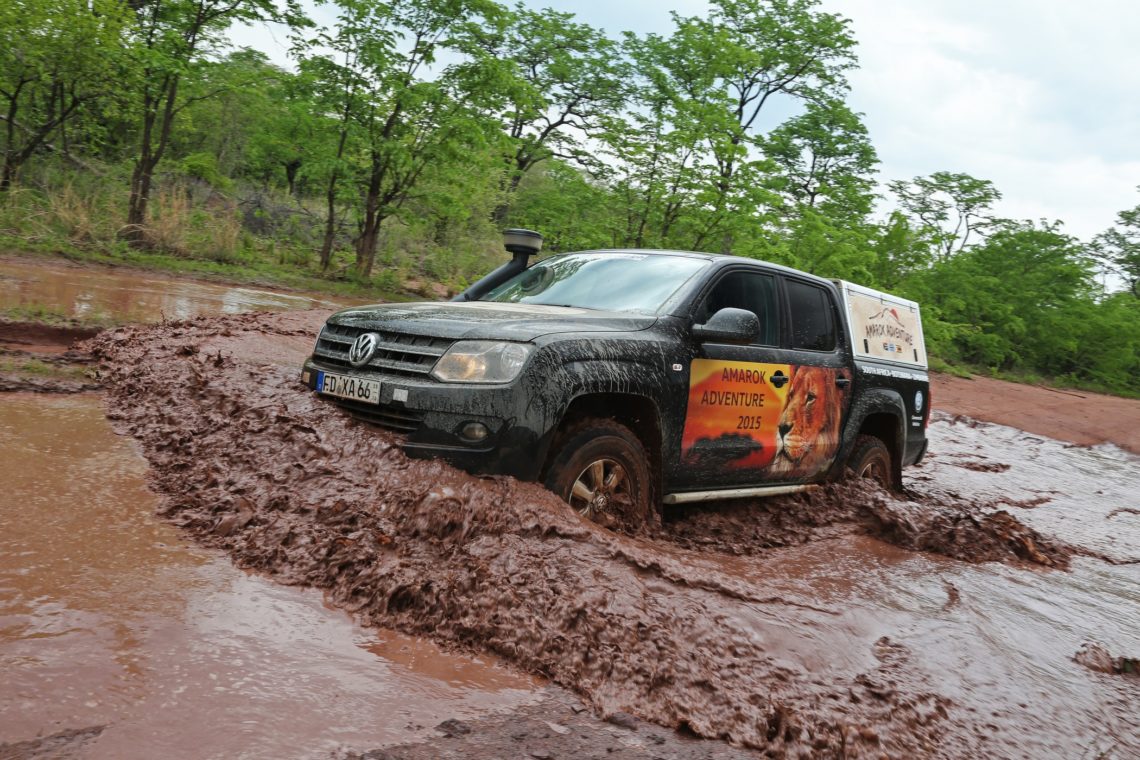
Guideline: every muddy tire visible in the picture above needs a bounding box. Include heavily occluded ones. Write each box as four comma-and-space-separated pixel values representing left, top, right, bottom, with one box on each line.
544, 418, 654, 531
847, 434, 895, 489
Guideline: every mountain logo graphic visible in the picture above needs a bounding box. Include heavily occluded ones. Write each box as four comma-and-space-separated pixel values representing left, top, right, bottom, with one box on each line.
869, 306, 906, 327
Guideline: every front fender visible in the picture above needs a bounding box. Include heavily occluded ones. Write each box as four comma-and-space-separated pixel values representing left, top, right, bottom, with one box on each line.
526, 357, 671, 473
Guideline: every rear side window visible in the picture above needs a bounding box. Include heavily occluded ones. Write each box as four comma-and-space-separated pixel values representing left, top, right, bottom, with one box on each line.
786, 280, 837, 351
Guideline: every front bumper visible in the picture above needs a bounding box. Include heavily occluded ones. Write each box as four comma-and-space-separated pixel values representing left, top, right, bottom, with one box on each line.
301, 359, 548, 481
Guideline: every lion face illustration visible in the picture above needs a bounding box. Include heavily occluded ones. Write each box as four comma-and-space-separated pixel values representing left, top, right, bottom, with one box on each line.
771, 365, 843, 477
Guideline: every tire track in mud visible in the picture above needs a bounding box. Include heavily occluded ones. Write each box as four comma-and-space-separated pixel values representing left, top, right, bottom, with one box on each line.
88, 313, 1074, 757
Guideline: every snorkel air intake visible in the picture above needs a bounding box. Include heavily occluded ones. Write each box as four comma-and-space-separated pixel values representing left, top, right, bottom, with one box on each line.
453, 229, 543, 301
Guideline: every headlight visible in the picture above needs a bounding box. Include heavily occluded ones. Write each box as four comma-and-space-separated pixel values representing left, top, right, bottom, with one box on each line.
431, 341, 534, 383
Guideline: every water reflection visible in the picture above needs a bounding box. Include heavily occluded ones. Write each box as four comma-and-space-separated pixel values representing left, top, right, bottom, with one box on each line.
0, 258, 351, 324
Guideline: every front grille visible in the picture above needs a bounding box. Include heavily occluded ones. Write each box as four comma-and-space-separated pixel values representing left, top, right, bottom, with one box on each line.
332, 398, 425, 433
314, 323, 454, 378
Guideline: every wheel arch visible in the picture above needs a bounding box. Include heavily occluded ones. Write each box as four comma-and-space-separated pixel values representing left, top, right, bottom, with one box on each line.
837, 388, 907, 486
541, 391, 664, 504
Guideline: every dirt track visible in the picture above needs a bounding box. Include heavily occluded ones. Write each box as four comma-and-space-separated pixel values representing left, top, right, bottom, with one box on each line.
932, 373, 1140, 455
56, 309, 1136, 759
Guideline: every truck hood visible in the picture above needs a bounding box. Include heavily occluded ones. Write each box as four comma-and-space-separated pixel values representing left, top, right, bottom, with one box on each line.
329, 301, 658, 341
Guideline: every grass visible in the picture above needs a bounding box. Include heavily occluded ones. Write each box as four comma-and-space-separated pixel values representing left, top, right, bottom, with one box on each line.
927, 356, 973, 379
0, 235, 414, 303
982, 366, 1140, 400
0, 165, 504, 303
0, 356, 92, 381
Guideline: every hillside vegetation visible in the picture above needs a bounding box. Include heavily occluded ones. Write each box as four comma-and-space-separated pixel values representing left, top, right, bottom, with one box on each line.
1, 0, 1138, 394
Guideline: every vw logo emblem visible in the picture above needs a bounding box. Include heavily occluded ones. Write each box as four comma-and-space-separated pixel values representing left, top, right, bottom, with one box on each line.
348, 332, 379, 367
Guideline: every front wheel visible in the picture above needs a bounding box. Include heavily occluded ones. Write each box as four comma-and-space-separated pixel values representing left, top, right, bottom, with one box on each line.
544, 418, 653, 531
846, 434, 895, 489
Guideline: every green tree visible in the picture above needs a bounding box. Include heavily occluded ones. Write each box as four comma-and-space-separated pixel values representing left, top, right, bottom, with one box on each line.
308, 0, 511, 277
490, 6, 629, 222
1092, 187, 1140, 297
603, 92, 704, 249
630, 0, 856, 253
507, 160, 615, 252
174, 49, 309, 189
1064, 294, 1140, 393
887, 171, 1003, 261
294, 26, 373, 270
866, 211, 934, 289
242, 67, 322, 194
121, 0, 305, 244
763, 208, 876, 280
904, 221, 1095, 371
764, 98, 877, 219
0, 0, 130, 190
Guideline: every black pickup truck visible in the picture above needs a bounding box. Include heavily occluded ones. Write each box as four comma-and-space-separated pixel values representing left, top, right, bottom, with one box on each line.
302, 230, 930, 526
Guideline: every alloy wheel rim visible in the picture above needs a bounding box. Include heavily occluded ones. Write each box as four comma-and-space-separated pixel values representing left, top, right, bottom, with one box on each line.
569, 458, 630, 518
860, 457, 888, 486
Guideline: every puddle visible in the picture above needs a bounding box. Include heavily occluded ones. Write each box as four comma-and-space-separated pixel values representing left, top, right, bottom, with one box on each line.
0, 393, 540, 757
5, 281, 1139, 759
920, 412, 1140, 563
0, 258, 351, 324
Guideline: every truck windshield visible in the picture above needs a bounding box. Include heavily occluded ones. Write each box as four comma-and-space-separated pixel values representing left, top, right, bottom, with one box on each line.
481, 252, 709, 313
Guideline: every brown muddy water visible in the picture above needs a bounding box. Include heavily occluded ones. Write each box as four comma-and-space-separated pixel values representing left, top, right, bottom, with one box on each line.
67, 311, 1138, 759
0, 394, 540, 758
0, 258, 346, 323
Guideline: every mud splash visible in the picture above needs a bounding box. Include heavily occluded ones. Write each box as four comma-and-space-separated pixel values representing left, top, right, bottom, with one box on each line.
1075, 643, 1140, 677
83, 312, 1127, 757
658, 481, 1071, 568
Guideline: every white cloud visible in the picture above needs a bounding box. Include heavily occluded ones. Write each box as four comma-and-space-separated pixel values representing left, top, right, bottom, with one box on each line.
828, 0, 1140, 238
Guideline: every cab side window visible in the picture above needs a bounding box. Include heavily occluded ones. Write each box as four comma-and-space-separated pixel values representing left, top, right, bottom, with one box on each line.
786, 279, 837, 351
697, 271, 779, 346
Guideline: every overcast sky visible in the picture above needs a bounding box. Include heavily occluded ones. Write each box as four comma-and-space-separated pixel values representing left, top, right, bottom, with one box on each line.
232, 0, 1140, 240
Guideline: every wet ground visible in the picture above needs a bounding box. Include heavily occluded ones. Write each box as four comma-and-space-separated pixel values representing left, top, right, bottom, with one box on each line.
0, 256, 359, 393
60, 310, 1135, 758
0, 393, 542, 758
0, 256, 345, 325
2, 260, 1139, 758
932, 373, 1140, 455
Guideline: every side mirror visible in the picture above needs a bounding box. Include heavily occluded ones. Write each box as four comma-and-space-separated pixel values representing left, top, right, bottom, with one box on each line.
692, 307, 760, 344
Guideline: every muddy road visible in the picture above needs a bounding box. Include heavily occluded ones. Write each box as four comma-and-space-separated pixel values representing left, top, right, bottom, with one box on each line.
2, 263, 1139, 758
49, 310, 1138, 757
0, 394, 541, 758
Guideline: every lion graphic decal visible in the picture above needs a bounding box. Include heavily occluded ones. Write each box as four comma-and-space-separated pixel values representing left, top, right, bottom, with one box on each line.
768, 365, 846, 478
680, 359, 848, 479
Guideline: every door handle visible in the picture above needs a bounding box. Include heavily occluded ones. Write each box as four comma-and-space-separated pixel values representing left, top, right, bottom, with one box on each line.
835, 375, 850, 388
771, 370, 789, 388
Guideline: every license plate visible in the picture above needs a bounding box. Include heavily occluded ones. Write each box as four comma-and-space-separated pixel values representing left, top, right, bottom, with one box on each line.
316, 370, 380, 405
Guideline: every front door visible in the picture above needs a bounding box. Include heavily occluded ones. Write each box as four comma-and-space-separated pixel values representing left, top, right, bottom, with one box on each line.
676, 271, 851, 489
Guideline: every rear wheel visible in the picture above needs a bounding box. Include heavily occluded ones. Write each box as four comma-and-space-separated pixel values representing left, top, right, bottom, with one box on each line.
847, 434, 894, 489
544, 418, 653, 530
